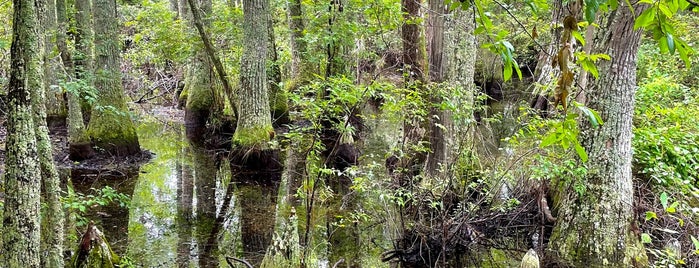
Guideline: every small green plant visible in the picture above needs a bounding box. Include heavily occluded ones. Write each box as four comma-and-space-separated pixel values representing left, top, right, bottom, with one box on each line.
62, 185, 131, 227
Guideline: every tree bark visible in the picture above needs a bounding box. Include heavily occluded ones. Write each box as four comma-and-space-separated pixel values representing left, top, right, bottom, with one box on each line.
234, 0, 273, 147
186, 0, 235, 119
267, 13, 289, 126
287, 0, 305, 80
550, 4, 648, 266
87, 0, 141, 156
3, 0, 42, 264
40, 0, 66, 125
444, 8, 475, 165
402, 0, 425, 83
35, 0, 65, 266
425, 0, 446, 176
183, 0, 219, 144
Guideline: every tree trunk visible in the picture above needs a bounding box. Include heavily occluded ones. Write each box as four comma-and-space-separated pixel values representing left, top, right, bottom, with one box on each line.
40, 0, 66, 126
550, 4, 648, 266
425, 0, 446, 176
3, 0, 42, 264
267, 12, 289, 126
234, 0, 273, 147
402, 0, 425, 83
444, 8, 476, 165
87, 0, 140, 156
287, 0, 305, 80
183, 0, 219, 144
35, 0, 64, 266
57, 0, 93, 160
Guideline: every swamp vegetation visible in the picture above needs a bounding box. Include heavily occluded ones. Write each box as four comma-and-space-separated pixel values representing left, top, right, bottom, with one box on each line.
2, 0, 699, 267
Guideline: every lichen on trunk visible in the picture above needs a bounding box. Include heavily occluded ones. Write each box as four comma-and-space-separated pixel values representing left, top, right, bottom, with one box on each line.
3, 0, 43, 264
234, 0, 273, 147
86, 0, 140, 156
549, 3, 648, 266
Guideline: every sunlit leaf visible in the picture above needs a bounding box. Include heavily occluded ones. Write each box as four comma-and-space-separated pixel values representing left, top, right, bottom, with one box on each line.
641, 233, 652, 243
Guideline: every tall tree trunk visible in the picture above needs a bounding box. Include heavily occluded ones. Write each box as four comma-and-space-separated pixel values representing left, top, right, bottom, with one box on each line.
40, 0, 66, 126
402, 0, 425, 83
287, 0, 305, 80
425, 0, 446, 176
183, 0, 219, 144
35, 0, 64, 266
550, 4, 648, 266
234, 0, 273, 147
267, 13, 289, 126
57, 0, 93, 160
87, 0, 141, 156
444, 8, 476, 165
3, 0, 42, 265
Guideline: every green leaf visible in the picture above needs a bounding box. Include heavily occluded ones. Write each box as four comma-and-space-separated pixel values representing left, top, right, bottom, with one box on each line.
585, 0, 600, 22
645, 211, 657, 221
503, 60, 513, 81
574, 143, 589, 162
660, 192, 669, 209
572, 30, 586, 46
666, 201, 679, 213
691, 235, 699, 250
641, 233, 652, 244
634, 7, 656, 30
666, 33, 675, 54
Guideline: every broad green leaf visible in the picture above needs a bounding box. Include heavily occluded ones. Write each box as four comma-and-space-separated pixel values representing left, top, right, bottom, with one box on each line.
658, 3, 673, 18
585, 0, 600, 22
572, 30, 586, 46
666, 201, 679, 213
503, 60, 513, 81
666, 33, 675, 54
660, 192, 669, 209
574, 143, 588, 162
634, 7, 656, 30
641, 233, 652, 243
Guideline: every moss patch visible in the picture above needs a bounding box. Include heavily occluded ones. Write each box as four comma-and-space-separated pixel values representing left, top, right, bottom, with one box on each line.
233, 125, 274, 147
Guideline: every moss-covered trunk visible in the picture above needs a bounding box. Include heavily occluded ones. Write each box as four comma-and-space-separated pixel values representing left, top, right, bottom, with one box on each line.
35, 0, 65, 266
234, 0, 273, 147
56, 0, 94, 160
549, 4, 648, 266
75, 0, 94, 118
41, 0, 66, 125
3, 0, 42, 264
87, 0, 140, 156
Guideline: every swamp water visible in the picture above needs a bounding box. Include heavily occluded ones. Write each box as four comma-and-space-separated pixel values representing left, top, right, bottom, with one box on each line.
66, 107, 400, 267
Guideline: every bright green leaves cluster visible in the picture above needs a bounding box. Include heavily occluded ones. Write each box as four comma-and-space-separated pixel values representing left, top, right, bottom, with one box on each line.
634, 0, 694, 66
540, 112, 588, 162
574, 52, 611, 79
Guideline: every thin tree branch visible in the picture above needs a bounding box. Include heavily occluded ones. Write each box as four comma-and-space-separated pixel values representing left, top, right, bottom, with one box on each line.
186, 0, 238, 119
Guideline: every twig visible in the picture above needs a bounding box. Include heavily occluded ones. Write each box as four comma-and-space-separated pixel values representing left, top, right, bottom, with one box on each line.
225, 256, 253, 268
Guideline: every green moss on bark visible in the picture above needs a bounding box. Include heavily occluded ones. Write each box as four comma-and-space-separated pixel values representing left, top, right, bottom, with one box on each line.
233, 125, 273, 147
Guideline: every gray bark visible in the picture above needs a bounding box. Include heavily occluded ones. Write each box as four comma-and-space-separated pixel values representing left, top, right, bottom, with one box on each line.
3, 0, 42, 265
550, 4, 648, 266
35, 0, 65, 265
234, 0, 273, 147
